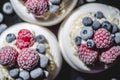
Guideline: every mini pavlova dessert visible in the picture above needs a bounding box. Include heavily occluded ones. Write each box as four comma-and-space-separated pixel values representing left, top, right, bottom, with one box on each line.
59, 3, 120, 73
10, 0, 77, 26
0, 23, 62, 80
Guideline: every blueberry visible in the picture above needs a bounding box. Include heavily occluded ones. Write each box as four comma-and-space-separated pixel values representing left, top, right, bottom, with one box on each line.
44, 70, 49, 78
9, 68, 19, 78
102, 21, 112, 31
0, 13, 4, 23
86, 0, 96, 2
80, 27, 93, 40
86, 39, 95, 48
6, 33, 16, 43
3, 2, 13, 15
92, 21, 101, 30
111, 78, 118, 80
111, 24, 119, 34
30, 68, 43, 79
40, 56, 49, 68
36, 35, 46, 43
82, 17, 93, 26
0, 24, 7, 34
37, 43, 46, 54
114, 32, 120, 44
49, 5, 59, 13
15, 78, 23, 80
75, 36, 82, 46
49, 0, 61, 4
19, 70, 30, 80
75, 76, 84, 80
95, 11, 104, 19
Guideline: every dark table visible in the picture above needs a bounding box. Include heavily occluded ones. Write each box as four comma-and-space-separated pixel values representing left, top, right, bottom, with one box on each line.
0, 0, 120, 80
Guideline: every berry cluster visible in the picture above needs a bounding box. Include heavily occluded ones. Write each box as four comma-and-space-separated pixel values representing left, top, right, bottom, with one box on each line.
23, 0, 61, 17
0, 29, 50, 80
75, 11, 120, 65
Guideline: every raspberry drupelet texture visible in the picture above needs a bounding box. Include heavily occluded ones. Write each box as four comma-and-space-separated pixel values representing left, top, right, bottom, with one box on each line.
16, 29, 35, 49
25, 0, 48, 17
93, 28, 112, 49
77, 44, 98, 65
100, 46, 120, 64
17, 48, 39, 70
0, 46, 18, 67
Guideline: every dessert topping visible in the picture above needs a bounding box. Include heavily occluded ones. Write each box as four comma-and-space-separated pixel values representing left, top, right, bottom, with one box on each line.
17, 48, 39, 70
0, 46, 18, 67
16, 29, 35, 49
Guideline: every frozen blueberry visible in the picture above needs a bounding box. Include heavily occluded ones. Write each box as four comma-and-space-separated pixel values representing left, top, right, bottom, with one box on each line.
9, 68, 19, 78
111, 78, 117, 80
82, 17, 93, 26
114, 32, 120, 44
95, 11, 104, 19
0, 24, 7, 34
111, 24, 118, 34
0, 13, 4, 23
6, 33, 16, 43
44, 70, 49, 78
75, 76, 85, 80
37, 43, 46, 54
86, 39, 95, 48
49, 5, 59, 13
92, 21, 101, 30
3, 2, 13, 15
36, 35, 46, 43
86, 0, 96, 2
75, 36, 82, 46
80, 27, 93, 40
40, 56, 49, 68
19, 70, 30, 80
49, 0, 61, 4
30, 68, 43, 79
15, 78, 23, 80
102, 21, 112, 31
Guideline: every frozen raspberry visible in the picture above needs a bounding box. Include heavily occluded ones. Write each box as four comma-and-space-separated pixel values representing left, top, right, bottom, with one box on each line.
100, 46, 120, 64
77, 44, 98, 65
93, 28, 112, 48
0, 46, 18, 67
16, 29, 35, 49
17, 48, 39, 70
25, 0, 48, 17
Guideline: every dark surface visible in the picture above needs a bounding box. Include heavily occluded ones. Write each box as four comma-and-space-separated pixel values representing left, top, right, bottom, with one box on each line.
0, 0, 120, 80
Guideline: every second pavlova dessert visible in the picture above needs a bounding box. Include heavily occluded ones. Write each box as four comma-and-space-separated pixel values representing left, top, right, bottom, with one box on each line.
59, 3, 120, 73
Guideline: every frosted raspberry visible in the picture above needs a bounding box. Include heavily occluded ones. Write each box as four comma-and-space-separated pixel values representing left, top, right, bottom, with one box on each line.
100, 46, 120, 64
25, 0, 48, 17
0, 46, 18, 67
16, 29, 35, 49
93, 28, 112, 48
17, 48, 39, 70
77, 44, 98, 65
